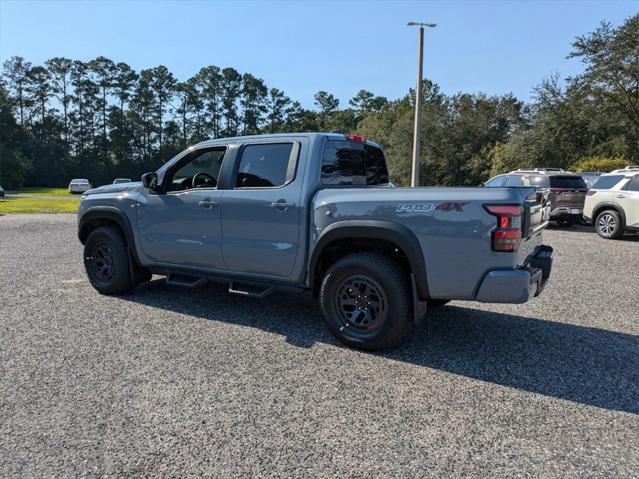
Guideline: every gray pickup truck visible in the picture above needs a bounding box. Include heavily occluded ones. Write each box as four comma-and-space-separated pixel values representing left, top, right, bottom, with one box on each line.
78, 132, 553, 350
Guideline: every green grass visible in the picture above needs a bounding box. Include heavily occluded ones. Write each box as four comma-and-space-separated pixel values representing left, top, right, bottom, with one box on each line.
13, 187, 74, 196
0, 197, 80, 214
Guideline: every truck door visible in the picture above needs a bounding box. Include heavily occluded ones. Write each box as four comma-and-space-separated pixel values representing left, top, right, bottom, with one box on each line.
615, 175, 639, 228
136, 147, 227, 269
221, 140, 306, 278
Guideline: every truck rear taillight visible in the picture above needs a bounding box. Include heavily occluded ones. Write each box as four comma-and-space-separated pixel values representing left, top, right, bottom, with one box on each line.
484, 204, 523, 252
586, 190, 596, 196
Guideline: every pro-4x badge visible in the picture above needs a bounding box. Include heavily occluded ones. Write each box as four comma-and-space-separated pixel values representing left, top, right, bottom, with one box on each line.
396, 202, 470, 214
396, 204, 436, 213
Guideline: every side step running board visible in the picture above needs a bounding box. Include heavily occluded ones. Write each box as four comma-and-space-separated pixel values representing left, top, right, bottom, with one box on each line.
229, 281, 276, 299
165, 273, 208, 288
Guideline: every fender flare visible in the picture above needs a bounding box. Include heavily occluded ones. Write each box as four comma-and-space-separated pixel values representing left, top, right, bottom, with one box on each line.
309, 220, 431, 300
78, 206, 142, 266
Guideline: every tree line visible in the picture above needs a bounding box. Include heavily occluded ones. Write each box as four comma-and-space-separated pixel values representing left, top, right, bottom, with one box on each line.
1, 15, 637, 189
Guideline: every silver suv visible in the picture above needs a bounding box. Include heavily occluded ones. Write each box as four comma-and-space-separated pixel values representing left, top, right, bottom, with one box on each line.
584, 166, 639, 239
485, 168, 587, 226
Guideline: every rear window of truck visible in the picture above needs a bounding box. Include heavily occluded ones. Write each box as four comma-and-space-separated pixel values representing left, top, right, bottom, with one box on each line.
549, 176, 587, 189
321, 140, 389, 186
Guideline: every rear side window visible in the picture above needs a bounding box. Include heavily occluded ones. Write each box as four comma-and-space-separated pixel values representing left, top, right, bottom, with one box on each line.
549, 176, 587, 189
591, 175, 625, 190
321, 140, 389, 186
625, 175, 639, 192
235, 143, 296, 188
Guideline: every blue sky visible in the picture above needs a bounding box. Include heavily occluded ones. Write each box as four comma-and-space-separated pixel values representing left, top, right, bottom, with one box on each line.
1, 0, 637, 108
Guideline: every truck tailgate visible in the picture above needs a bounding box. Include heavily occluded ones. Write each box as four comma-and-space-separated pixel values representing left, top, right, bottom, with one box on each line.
524, 188, 550, 237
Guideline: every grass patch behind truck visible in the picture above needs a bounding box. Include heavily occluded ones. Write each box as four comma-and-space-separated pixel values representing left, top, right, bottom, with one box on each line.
0, 197, 80, 214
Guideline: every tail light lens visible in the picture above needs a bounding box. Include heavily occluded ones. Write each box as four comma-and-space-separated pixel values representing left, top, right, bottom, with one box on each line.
586, 190, 596, 196
484, 204, 523, 252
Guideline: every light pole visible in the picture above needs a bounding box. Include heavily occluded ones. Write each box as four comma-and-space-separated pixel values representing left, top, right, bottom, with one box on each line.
407, 21, 436, 187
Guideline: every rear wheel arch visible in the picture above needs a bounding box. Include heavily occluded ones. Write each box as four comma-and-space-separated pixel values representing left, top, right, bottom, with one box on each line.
592, 203, 626, 227
309, 221, 430, 301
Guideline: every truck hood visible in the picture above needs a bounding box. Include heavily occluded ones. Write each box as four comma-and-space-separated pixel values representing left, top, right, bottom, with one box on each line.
82, 182, 143, 196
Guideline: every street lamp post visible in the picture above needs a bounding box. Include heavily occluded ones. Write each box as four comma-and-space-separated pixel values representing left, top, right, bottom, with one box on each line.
407, 21, 436, 187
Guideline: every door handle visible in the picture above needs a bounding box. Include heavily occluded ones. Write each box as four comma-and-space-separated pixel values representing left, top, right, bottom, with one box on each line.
198, 199, 218, 209
616, 194, 625, 198
270, 200, 294, 212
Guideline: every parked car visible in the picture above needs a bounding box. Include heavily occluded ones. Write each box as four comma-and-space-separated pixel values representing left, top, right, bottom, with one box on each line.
113, 178, 132, 184
77, 132, 553, 350
68, 179, 92, 194
0, 185, 4, 198
485, 168, 587, 226
583, 166, 639, 239
579, 171, 602, 188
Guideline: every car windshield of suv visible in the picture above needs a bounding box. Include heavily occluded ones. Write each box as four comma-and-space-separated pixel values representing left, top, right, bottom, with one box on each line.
484, 176, 506, 187
591, 175, 625, 190
549, 176, 587, 189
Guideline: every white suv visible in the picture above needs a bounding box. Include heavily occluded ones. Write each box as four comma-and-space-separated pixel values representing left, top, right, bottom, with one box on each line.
584, 166, 639, 239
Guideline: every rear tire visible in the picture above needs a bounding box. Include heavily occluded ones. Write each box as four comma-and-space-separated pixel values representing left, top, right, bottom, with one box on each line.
595, 210, 623, 239
319, 253, 413, 351
84, 226, 137, 294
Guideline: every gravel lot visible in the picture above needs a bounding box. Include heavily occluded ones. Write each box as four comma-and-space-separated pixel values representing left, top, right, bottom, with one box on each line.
1, 214, 638, 478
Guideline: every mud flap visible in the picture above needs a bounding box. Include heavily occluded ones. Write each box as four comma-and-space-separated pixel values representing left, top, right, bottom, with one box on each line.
411, 273, 428, 324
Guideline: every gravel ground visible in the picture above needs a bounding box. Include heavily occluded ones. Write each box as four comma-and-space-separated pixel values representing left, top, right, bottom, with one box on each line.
1, 214, 638, 478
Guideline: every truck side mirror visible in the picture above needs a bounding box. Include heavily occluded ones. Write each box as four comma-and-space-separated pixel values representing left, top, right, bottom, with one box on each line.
141, 172, 158, 190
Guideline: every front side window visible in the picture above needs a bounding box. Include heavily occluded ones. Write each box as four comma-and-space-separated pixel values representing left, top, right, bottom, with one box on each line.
592, 175, 625, 190
167, 148, 226, 192
235, 143, 296, 188
321, 140, 389, 186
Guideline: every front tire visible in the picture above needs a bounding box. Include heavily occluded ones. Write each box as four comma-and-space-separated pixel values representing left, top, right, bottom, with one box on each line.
595, 210, 623, 239
319, 253, 413, 351
84, 226, 136, 294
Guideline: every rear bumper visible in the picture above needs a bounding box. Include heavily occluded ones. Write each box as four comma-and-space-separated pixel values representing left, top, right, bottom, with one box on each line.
475, 245, 553, 303
550, 206, 582, 221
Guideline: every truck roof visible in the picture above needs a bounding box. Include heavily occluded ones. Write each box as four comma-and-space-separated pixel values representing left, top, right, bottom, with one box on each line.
191, 132, 382, 150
